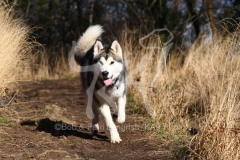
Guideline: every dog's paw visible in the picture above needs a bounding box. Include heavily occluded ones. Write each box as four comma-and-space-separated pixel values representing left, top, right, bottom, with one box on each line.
112, 112, 118, 118
117, 114, 125, 124
91, 124, 99, 135
110, 130, 122, 143
111, 136, 122, 143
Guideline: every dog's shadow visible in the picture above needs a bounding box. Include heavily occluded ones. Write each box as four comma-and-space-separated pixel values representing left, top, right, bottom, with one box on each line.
20, 118, 109, 141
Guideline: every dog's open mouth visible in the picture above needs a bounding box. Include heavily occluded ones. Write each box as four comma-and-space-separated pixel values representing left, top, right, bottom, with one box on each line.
103, 76, 113, 86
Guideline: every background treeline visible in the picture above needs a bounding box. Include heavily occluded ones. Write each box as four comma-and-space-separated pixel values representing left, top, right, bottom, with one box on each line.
10, 0, 240, 52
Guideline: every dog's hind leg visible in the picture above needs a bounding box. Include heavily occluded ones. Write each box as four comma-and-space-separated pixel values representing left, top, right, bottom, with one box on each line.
91, 101, 99, 135
116, 94, 126, 124
100, 104, 122, 143
109, 102, 118, 118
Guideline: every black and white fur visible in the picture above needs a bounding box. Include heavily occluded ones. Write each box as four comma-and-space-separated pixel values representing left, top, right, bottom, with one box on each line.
74, 25, 127, 143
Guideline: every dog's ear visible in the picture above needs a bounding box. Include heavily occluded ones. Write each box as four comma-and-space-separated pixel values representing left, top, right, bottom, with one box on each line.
111, 40, 122, 58
94, 40, 104, 57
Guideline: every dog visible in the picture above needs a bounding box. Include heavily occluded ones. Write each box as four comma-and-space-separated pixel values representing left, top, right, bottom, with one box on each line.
74, 25, 127, 143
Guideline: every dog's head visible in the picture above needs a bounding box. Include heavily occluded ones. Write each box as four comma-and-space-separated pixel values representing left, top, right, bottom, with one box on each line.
93, 40, 124, 86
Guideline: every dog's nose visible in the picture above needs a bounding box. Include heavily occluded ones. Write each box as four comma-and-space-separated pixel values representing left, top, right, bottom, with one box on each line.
102, 71, 109, 77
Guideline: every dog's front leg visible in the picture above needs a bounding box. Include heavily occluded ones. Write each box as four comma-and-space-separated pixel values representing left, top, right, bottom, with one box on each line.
116, 94, 126, 124
100, 104, 122, 143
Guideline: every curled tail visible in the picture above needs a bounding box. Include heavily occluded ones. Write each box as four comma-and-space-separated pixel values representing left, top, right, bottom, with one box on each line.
75, 25, 104, 58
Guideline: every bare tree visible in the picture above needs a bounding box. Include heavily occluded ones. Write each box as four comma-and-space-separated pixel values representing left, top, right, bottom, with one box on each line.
89, 0, 94, 25
186, 0, 201, 38
206, 0, 216, 30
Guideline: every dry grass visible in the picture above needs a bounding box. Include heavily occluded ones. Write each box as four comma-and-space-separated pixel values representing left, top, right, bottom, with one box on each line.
29, 46, 78, 80
0, 2, 75, 84
122, 26, 240, 159
0, 2, 33, 95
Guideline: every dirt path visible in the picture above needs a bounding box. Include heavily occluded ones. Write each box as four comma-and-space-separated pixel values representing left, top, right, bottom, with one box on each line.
0, 78, 172, 159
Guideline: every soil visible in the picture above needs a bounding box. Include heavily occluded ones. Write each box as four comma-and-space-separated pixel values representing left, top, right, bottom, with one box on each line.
0, 78, 172, 160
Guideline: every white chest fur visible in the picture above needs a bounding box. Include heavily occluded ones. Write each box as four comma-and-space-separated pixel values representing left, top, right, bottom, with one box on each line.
106, 83, 125, 100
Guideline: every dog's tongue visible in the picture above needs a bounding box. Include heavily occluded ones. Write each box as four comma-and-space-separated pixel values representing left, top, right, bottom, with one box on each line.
104, 78, 112, 86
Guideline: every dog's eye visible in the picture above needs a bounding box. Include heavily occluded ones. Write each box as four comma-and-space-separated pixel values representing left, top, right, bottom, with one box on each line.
99, 61, 103, 65
110, 61, 114, 65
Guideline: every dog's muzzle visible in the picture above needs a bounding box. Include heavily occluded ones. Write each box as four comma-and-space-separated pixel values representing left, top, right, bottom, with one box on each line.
102, 71, 109, 78
102, 71, 112, 86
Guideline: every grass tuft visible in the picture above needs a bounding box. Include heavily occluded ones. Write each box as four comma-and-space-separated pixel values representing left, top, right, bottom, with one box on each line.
0, 118, 9, 124
0, 2, 33, 95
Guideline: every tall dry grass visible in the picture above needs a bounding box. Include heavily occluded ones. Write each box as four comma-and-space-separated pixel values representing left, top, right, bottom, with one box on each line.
122, 26, 240, 159
0, 2, 33, 95
30, 46, 78, 80
183, 35, 240, 159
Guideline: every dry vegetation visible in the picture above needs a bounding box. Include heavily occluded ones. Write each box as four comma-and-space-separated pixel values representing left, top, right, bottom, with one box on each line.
0, 2, 74, 96
30, 46, 78, 80
122, 26, 240, 159
0, 2, 33, 95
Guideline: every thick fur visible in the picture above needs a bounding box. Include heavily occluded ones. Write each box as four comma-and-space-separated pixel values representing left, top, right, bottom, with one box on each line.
75, 25, 127, 143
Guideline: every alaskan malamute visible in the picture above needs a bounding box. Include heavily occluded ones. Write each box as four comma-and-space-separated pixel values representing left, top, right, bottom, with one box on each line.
74, 25, 127, 143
